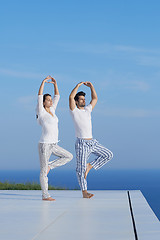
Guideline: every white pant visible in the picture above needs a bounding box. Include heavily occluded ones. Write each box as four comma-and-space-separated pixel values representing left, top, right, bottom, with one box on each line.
38, 143, 73, 199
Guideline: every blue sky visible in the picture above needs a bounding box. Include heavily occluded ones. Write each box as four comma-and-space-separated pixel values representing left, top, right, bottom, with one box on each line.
0, 0, 160, 170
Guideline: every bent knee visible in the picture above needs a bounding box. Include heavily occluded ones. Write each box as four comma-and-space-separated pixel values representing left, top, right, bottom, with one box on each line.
65, 152, 73, 161
68, 152, 73, 161
104, 151, 113, 161
108, 151, 113, 160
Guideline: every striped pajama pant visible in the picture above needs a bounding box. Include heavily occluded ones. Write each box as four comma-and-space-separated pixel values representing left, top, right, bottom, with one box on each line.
38, 143, 73, 199
75, 138, 113, 191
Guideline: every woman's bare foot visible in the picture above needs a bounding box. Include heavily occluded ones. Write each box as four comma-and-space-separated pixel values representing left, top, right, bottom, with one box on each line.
47, 166, 51, 175
84, 163, 93, 179
82, 190, 94, 198
42, 197, 55, 201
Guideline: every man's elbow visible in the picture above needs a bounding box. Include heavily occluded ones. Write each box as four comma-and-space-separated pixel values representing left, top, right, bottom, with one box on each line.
93, 96, 98, 102
69, 95, 74, 100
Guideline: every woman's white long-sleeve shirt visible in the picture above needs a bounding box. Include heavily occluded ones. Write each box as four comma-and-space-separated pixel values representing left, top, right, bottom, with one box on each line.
36, 95, 60, 143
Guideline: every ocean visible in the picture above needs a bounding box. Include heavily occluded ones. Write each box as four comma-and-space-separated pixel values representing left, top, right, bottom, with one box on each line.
0, 169, 160, 221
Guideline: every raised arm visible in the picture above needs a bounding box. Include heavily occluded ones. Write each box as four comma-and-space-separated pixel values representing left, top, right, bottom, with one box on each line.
49, 76, 60, 109
49, 76, 60, 96
38, 76, 51, 95
84, 82, 98, 110
37, 76, 51, 114
69, 82, 85, 111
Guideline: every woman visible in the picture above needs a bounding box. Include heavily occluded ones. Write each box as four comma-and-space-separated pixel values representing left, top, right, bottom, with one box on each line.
36, 75, 73, 201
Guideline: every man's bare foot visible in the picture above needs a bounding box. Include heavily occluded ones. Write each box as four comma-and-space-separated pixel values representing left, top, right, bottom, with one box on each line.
42, 197, 55, 201
87, 192, 94, 198
47, 166, 51, 175
82, 190, 94, 198
84, 163, 93, 179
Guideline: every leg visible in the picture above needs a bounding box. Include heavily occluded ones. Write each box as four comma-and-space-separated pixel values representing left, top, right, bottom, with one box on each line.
84, 163, 93, 179
38, 143, 55, 201
75, 139, 94, 198
48, 144, 73, 169
90, 140, 113, 170
47, 166, 51, 175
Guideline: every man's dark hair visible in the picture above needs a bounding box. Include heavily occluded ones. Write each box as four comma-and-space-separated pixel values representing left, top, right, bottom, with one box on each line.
43, 93, 51, 103
74, 91, 86, 101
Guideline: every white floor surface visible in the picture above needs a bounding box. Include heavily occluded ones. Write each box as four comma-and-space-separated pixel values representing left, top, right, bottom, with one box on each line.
0, 190, 160, 240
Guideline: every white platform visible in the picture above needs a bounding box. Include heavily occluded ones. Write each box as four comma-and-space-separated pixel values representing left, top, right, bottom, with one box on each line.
0, 190, 160, 240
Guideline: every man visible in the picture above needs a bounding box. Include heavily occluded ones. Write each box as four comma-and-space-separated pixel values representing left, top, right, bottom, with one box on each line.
69, 81, 113, 198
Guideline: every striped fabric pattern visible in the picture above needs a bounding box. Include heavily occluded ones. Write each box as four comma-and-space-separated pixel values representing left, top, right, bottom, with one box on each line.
75, 138, 113, 191
38, 143, 73, 199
